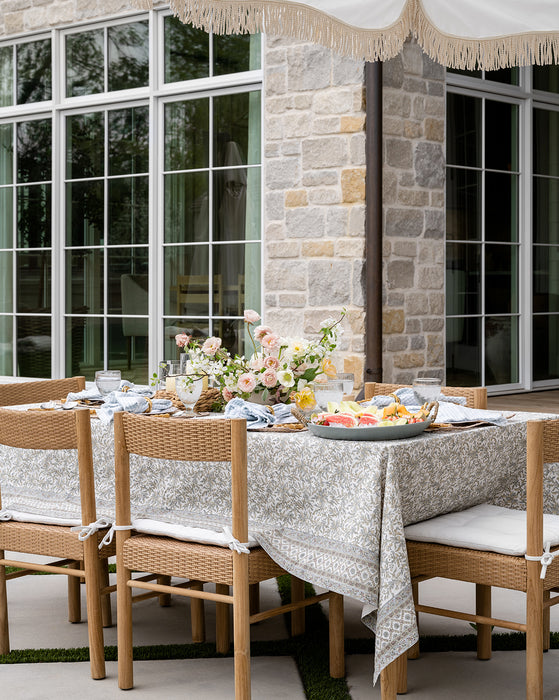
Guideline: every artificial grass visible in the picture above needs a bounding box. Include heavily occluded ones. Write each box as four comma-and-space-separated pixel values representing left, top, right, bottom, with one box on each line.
2, 573, 558, 699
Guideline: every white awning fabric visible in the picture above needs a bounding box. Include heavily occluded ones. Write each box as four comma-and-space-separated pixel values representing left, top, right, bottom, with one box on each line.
133, 0, 559, 69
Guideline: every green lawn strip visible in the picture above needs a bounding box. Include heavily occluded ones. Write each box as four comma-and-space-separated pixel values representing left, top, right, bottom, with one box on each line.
275, 574, 352, 700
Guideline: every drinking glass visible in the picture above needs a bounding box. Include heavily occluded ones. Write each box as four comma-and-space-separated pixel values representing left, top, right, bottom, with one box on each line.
311, 380, 345, 411
95, 370, 122, 397
413, 377, 442, 404
337, 373, 355, 396
175, 375, 205, 413
159, 360, 181, 391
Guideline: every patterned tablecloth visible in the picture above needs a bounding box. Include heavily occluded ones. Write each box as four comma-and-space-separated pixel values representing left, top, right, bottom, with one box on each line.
0, 411, 555, 681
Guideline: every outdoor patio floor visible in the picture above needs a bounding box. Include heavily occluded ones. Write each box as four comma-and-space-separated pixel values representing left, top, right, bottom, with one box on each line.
5, 390, 559, 699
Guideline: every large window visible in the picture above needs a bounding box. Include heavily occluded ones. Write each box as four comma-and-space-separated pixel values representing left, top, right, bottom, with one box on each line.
446, 66, 559, 391
0, 14, 262, 382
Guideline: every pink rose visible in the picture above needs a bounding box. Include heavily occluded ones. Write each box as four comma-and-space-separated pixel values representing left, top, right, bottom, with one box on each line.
261, 368, 278, 388
249, 356, 265, 370
254, 325, 272, 341
222, 388, 234, 402
264, 356, 280, 370
261, 333, 281, 351
202, 337, 222, 356
243, 309, 261, 324
175, 333, 191, 348
237, 373, 257, 393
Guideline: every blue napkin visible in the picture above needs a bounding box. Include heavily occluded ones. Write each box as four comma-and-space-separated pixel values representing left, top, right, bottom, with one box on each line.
224, 398, 297, 429
363, 387, 467, 408
97, 392, 174, 424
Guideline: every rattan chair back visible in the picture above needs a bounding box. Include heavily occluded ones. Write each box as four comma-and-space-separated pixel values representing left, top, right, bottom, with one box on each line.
396, 418, 559, 700
0, 376, 86, 407
113, 411, 344, 698
0, 406, 111, 680
364, 381, 487, 409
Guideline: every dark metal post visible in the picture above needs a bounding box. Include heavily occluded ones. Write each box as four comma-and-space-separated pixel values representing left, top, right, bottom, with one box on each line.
364, 60, 383, 384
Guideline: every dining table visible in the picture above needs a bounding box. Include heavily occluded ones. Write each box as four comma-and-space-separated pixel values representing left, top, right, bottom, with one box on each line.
1, 405, 558, 683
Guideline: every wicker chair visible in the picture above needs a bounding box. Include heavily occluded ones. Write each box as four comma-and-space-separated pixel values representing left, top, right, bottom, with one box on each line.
395, 419, 559, 699
0, 376, 86, 406
114, 413, 345, 697
0, 408, 114, 679
364, 382, 487, 409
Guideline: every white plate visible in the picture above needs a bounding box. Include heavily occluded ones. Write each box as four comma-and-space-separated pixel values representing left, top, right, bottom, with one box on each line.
308, 419, 432, 441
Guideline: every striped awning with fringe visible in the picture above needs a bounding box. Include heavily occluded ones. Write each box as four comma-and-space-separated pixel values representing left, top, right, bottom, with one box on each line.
132, 0, 559, 69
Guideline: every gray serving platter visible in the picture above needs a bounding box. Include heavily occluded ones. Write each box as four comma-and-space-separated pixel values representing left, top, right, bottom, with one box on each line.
307, 419, 431, 441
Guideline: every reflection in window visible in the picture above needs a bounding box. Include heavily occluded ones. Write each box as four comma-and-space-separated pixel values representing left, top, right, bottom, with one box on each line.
108, 22, 149, 91
17, 40, 52, 104
66, 29, 104, 97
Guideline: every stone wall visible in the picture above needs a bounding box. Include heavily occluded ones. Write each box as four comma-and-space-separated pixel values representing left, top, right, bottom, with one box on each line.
0, 0, 133, 35
263, 36, 367, 386
263, 36, 446, 388
381, 40, 446, 383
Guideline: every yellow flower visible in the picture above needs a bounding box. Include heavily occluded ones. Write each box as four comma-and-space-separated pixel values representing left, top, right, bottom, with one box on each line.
321, 358, 337, 378
294, 386, 317, 411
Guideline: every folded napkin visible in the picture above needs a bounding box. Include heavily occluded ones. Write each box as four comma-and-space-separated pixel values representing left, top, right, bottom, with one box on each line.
66, 386, 105, 402
433, 403, 508, 426
97, 392, 174, 424
362, 387, 467, 408
224, 398, 298, 429
119, 381, 154, 397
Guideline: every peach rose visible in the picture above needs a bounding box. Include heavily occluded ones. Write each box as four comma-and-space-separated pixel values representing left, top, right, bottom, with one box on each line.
175, 333, 191, 348
254, 325, 272, 341
237, 373, 257, 393
264, 356, 280, 370
261, 333, 281, 351
202, 337, 222, 356
222, 388, 234, 402
261, 368, 278, 388
243, 309, 261, 324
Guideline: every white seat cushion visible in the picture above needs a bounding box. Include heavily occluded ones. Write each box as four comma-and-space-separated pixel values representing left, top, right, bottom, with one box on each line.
404, 503, 559, 556
1, 510, 81, 527
132, 518, 259, 549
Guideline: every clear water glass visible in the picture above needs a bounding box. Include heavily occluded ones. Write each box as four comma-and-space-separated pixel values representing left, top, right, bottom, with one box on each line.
312, 380, 345, 411
175, 375, 204, 413
412, 377, 441, 404
95, 370, 121, 397
337, 373, 355, 396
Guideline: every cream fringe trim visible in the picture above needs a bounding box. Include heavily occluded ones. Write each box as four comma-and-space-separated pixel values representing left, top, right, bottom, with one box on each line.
132, 0, 559, 69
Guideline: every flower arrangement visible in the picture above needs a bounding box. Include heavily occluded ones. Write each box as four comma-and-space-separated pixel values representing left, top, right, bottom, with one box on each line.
175, 310, 345, 407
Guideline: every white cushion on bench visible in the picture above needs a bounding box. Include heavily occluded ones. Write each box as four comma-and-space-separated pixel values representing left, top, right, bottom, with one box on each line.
404, 503, 559, 556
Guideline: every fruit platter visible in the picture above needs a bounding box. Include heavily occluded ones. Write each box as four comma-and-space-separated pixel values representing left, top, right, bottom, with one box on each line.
307, 398, 437, 441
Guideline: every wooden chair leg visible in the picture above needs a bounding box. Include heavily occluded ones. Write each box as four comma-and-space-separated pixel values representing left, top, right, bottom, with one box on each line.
249, 583, 259, 616
233, 553, 250, 700
0, 552, 9, 655
380, 656, 399, 700
190, 581, 205, 643
157, 575, 172, 607
408, 581, 420, 660
291, 576, 305, 636
396, 652, 407, 694
117, 563, 134, 690
543, 589, 550, 652
526, 569, 544, 699
83, 541, 105, 680
68, 560, 81, 623
476, 584, 492, 660
100, 558, 112, 628
216, 584, 230, 653
329, 592, 345, 678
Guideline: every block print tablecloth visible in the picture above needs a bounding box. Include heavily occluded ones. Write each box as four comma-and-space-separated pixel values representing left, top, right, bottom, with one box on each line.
0, 413, 553, 680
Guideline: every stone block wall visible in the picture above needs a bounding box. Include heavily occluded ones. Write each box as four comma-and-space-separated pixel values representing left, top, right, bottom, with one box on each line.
381, 40, 446, 383
263, 36, 367, 386
0, 0, 132, 35
263, 36, 446, 388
